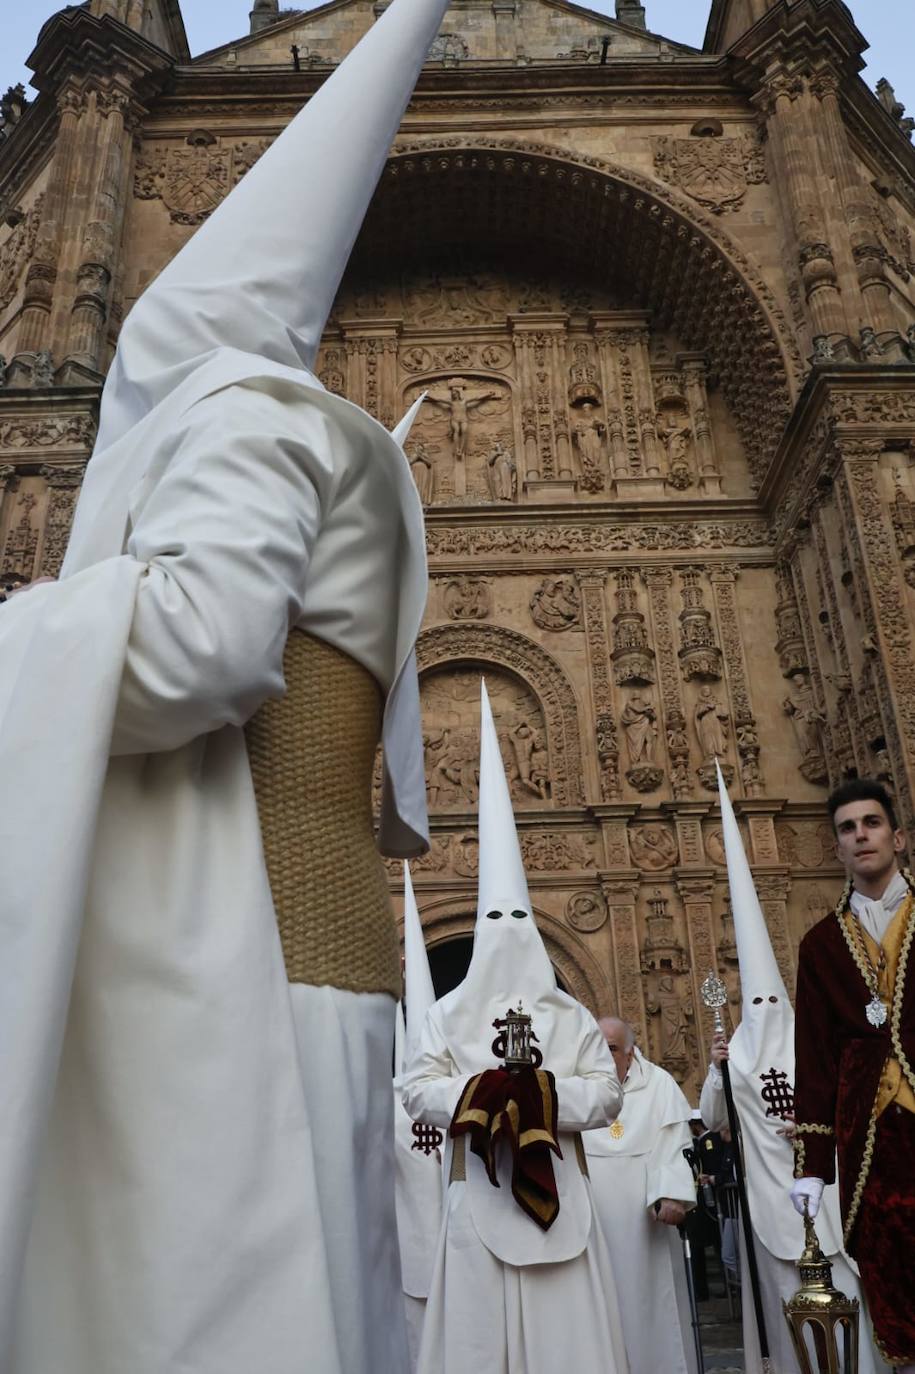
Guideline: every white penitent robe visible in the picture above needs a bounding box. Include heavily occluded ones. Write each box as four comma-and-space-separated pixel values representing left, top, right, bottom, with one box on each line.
699, 1070, 888, 1374
584, 1050, 698, 1374
394, 1086, 444, 1369
403, 1001, 630, 1374
0, 378, 425, 1374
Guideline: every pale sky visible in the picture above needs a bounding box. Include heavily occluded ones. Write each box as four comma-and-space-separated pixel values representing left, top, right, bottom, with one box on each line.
2, 2, 913, 118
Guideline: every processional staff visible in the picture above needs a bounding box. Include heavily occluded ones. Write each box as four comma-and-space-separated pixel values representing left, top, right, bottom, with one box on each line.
700, 970, 771, 1373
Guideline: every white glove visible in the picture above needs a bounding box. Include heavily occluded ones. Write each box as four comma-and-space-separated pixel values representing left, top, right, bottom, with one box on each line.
790, 1176, 824, 1218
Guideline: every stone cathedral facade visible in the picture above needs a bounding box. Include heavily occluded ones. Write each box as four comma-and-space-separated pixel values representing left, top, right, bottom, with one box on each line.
2, 0, 915, 1096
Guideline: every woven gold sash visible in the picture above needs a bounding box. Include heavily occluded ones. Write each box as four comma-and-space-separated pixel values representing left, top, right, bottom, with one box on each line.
245, 629, 399, 997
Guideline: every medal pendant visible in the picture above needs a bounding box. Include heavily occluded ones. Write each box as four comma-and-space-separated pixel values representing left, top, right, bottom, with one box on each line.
609, 1121, 624, 1140
866, 996, 888, 1028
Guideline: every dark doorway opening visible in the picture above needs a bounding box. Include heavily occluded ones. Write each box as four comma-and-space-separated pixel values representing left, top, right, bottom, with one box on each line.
426, 935, 569, 1000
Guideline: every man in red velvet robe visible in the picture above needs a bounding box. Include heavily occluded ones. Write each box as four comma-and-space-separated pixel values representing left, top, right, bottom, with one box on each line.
792, 778, 915, 1370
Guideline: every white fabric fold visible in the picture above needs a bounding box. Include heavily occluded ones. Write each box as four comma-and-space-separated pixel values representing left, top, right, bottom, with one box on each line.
850, 869, 909, 945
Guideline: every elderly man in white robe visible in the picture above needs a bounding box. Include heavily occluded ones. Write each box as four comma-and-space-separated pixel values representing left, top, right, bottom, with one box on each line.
403, 682, 630, 1374
699, 765, 887, 1374
0, 2, 452, 1371
584, 1018, 698, 1374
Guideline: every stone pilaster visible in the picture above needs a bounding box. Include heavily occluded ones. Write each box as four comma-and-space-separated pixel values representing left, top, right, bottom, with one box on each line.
575, 567, 620, 801
599, 876, 647, 1044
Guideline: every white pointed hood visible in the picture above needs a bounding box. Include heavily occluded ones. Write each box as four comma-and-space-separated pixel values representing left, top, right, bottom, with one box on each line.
435, 681, 583, 1075
714, 763, 845, 1260
95, 1, 448, 455
403, 861, 435, 1064
64, 0, 448, 569
715, 760, 789, 1072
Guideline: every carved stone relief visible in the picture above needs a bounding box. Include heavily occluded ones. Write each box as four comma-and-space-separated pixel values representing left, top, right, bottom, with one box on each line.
629, 823, 679, 871
421, 667, 550, 809
653, 131, 767, 216
529, 575, 581, 632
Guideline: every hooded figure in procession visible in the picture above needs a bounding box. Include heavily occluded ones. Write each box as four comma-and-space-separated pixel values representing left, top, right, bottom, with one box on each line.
402, 681, 630, 1374
394, 864, 445, 1371
0, 2, 452, 1370
699, 765, 887, 1374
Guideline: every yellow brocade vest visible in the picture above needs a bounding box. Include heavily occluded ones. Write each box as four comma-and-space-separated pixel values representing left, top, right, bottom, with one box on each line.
854, 895, 915, 1120
244, 629, 400, 998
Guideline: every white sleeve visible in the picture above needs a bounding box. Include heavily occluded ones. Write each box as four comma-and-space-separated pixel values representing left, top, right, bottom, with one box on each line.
111, 379, 339, 755
554, 1016, 623, 1132
699, 1067, 728, 1134
645, 1118, 696, 1210
401, 1011, 471, 1130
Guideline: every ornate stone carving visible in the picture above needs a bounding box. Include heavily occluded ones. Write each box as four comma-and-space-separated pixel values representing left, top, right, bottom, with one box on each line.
678, 567, 722, 680
629, 823, 678, 871
570, 403, 606, 493
0, 194, 43, 311
0, 414, 95, 452
486, 439, 517, 502
694, 685, 729, 778
568, 340, 602, 407
530, 575, 581, 632
443, 576, 491, 621
421, 668, 549, 808
39, 463, 85, 577
621, 692, 663, 793
611, 569, 654, 686
1, 488, 40, 579
567, 889, 608, 933
417, 624, 584, 807
427, 521, 773, 559
653, 131, 767, 215
783, 672, 828, 783
774, 563, 807, 677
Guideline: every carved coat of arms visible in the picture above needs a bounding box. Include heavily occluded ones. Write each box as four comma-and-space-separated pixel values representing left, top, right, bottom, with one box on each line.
654, 134, 766, 215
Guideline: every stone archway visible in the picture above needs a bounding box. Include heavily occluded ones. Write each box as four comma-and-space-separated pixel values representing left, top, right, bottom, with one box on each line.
417, 621, 585, 806
416, 894, 613, 1020
352, 137, 800, 490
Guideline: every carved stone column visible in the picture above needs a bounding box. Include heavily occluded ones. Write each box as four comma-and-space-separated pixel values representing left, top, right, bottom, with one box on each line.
811, 68, 897, 338
681, 354, 720, 495
834, 439, 915, 833
575, 567, 621, 801
65, 85, 137, 374
17, 83, 85, 354
785, 535, 843, 784
753, 72, 846, 342
675, 874, 718, 1057
809, 501, 869, 777
707, 564, 765, 796
599, 876, 647, 1044
755, 871, 796, 992
592, 325, 629, 479
512, 316, 571, 498
39, 464, 86, 576
643, 566, 692, 799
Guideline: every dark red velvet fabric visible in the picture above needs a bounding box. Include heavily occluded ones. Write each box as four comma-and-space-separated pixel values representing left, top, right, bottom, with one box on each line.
854, 1106, 915, 1364
793, 906, 915, 1248
450, 1065, 562, 1230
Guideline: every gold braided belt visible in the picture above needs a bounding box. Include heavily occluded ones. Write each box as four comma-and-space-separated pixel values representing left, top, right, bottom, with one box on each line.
245, 629, 400, 997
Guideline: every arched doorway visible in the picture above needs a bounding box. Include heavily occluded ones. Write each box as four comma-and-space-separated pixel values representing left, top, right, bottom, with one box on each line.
427, 933, 570, 1000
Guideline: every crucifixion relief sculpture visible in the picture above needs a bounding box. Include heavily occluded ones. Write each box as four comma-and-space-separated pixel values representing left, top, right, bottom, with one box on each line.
426, 377, 498, 497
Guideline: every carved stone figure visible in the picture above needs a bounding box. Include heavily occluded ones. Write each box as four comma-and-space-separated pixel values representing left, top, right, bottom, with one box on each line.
647, 974, 692, 1063
571, 403, 606, 492
629, 824, 678, 871
783, 672, 827, 782
508, 721, 550, 800
487, 439, 517, 502
443, 576, 491, 621
426, 378, 497, 460
530, 575, 581, 632
622, 693, 658, 764
566, 890, 608, 933
694, 685, 729, 759
31, 350, 55, 388
568, 341, 601, 407
408, 441, 433, 505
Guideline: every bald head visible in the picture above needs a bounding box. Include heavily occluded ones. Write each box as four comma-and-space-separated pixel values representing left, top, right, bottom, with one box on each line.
598, 1016, 636, 1081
